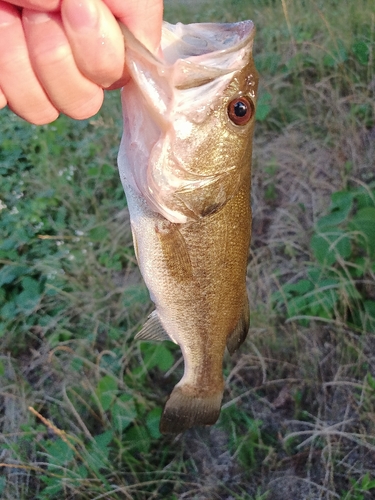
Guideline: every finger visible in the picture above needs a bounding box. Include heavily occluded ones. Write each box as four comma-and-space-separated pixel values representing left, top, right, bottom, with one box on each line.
2, 0, 60, 11
61, 0, 127, 89
0, 2, 58, 124
23, 9, 104, 120
103, 0, 163, 52
0, 86, 7, 109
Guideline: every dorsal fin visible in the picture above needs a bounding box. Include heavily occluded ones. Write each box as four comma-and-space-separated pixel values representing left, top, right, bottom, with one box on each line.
226, 298, 250, 355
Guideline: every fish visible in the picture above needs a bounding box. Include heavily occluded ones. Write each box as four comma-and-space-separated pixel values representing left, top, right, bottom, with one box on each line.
118, 20, 258, 434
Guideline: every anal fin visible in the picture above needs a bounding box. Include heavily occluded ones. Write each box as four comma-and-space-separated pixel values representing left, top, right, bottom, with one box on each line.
226, 299, 250, 355
135, 311, 175, 343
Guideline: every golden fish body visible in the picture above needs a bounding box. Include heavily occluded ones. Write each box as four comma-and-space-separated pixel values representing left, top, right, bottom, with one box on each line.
118, 21, 258, 433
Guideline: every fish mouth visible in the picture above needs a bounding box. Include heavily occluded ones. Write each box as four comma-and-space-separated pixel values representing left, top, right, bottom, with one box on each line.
120, 20, 256, 78
161, 21, 256, 64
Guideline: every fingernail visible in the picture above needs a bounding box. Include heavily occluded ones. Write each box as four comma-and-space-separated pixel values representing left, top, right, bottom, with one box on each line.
22, 10, 53, 25
64, 0, 99, 31
0, 3, 19, 27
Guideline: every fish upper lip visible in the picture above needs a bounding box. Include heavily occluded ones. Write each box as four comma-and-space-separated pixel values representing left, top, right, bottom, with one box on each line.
120, 20, 256, 70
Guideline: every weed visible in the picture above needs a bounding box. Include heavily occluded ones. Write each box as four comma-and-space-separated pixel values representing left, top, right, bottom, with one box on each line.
341, 473, 375, 500
272, 183, 375, 331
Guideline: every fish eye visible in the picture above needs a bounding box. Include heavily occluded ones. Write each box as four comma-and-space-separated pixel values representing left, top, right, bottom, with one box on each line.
227, 96, 254, 126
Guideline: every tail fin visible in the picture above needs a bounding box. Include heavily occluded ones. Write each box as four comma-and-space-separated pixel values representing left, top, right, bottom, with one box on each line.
159, 386, 223, 434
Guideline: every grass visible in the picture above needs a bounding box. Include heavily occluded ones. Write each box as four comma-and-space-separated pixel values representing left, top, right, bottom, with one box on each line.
0, 0, 374, 498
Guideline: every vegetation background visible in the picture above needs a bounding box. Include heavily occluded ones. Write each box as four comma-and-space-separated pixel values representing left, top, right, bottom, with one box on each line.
0, 0, 374, 498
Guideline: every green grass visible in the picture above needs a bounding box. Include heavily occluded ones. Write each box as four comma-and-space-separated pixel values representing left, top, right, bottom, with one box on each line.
1, 0, 375, 498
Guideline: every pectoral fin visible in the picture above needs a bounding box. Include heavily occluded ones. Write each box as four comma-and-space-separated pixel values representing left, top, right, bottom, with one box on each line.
226, 299, 250, 355
135, 311, 175, 343
130, 225, 140, 263
155, 221, 193, 281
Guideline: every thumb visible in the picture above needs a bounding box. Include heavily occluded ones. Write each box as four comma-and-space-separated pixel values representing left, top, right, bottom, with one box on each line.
102, 0, 163, 53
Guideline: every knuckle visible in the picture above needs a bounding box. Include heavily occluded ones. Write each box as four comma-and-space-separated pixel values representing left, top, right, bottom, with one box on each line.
64, 88, 103, 120
24, 107, 59, 125
8, 102, 59, 125
76, 46, 124, 87
32, 43, 72, 70
0, 47, 28, 68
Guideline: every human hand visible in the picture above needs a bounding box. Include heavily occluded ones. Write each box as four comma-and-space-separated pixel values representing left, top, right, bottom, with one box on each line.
0, 0, 163, 124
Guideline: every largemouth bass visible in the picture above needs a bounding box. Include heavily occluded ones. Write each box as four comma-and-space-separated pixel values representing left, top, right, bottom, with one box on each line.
118, 20, 258, 434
